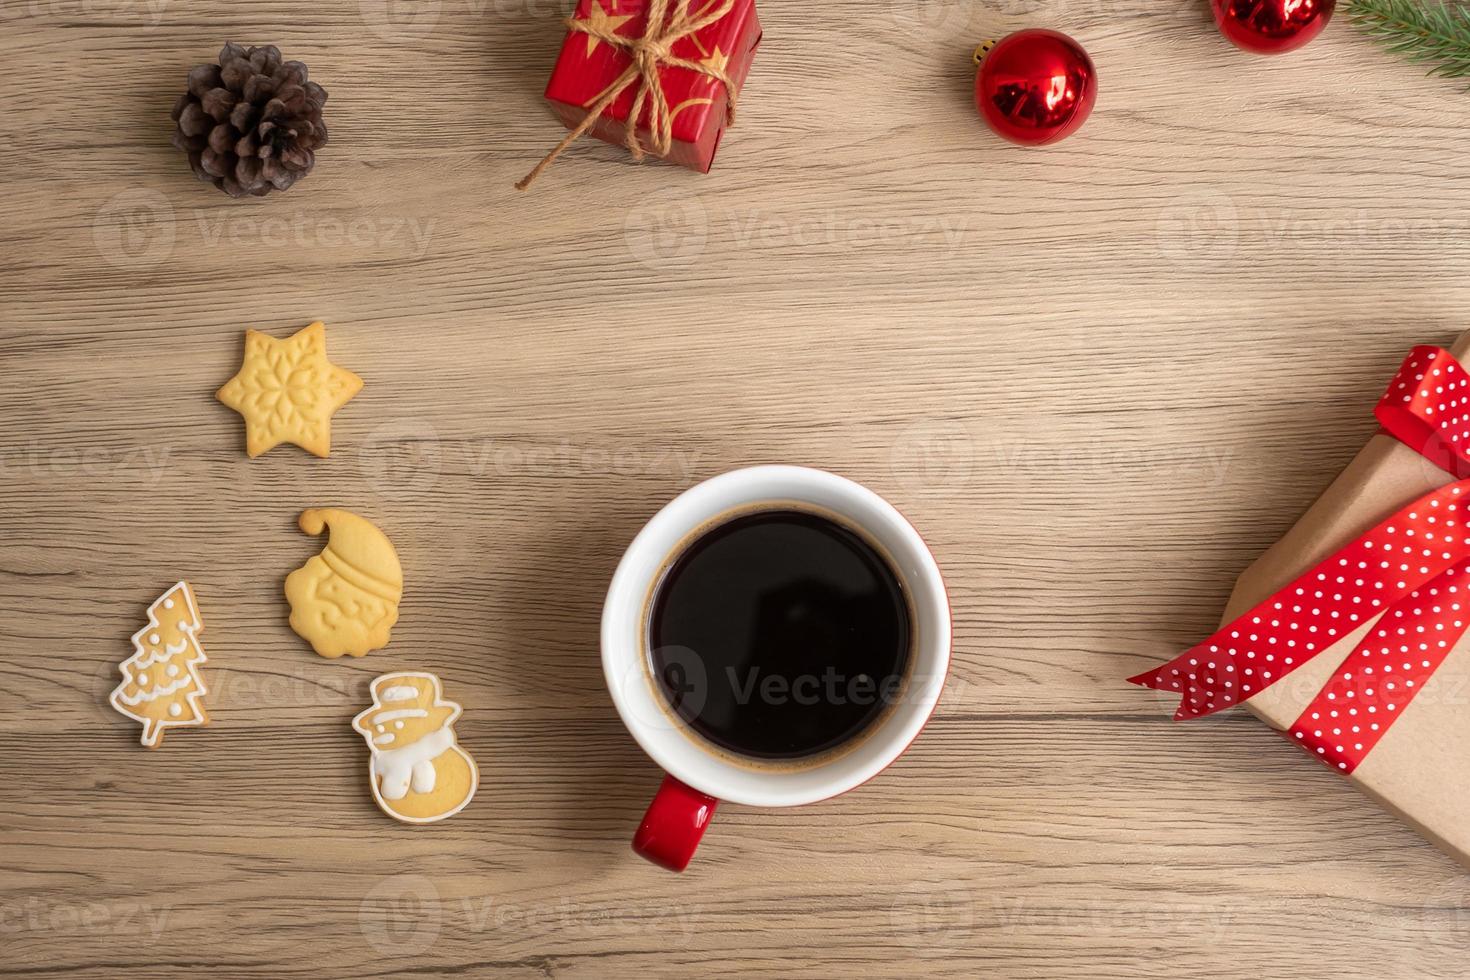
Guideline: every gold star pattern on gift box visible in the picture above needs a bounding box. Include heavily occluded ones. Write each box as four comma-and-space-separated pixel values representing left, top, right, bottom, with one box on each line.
574, 0, 634, 57
699, 45, 729, 75
216, 321, 363, 458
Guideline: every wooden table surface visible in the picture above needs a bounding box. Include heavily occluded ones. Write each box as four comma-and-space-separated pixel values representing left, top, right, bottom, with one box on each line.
8, 0, 1470, 976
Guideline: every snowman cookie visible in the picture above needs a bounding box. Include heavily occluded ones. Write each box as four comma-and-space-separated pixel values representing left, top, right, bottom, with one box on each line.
353, 672, 478, 824
285, 508, 402, 658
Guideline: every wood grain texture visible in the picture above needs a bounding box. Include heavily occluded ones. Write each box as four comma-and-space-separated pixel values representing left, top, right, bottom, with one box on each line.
6, 0, 1470, 975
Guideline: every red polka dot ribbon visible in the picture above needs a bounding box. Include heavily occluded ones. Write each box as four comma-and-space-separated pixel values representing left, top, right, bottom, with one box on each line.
1375, 345, 1470, 479
1129, 346, 1470, 773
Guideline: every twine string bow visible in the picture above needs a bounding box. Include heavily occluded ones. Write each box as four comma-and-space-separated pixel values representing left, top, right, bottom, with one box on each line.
516, 0, 738, 190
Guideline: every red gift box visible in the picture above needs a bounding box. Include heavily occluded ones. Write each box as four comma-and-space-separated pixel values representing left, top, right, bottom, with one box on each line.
519, 0, 761, 188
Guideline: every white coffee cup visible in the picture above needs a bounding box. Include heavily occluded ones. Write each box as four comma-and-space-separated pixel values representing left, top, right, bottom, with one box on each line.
601, 465, 952, 870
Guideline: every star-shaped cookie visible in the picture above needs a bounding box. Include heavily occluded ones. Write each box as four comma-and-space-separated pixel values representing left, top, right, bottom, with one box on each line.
216, 322, 363, 458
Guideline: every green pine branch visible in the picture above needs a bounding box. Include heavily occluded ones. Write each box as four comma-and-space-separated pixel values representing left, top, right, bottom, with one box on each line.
1344, 0, 1470, 83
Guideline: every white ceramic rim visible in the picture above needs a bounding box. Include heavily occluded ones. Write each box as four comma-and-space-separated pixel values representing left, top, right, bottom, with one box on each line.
600, 465, 952, 808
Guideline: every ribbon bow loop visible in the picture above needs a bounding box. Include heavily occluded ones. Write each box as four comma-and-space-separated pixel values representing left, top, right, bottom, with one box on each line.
1374, 345, 1470, 479
1130, 345, 1470, 773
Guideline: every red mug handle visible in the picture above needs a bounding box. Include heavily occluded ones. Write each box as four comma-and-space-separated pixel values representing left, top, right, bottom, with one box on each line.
632, 774, 720, 871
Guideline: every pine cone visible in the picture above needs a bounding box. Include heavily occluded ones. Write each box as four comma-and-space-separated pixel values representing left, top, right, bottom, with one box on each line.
171, 43, 328, 199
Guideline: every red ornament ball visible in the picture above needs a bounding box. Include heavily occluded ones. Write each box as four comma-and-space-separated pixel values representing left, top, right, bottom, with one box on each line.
1211, 0, 1336, 55
974, 30, 1097, 147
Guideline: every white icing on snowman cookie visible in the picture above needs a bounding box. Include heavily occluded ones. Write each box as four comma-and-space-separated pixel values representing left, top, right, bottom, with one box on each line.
352, 672, 477, 824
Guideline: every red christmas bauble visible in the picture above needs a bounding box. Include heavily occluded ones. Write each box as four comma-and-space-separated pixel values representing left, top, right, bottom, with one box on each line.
1211, 0, 1336, 54
974, 30, 1096, 147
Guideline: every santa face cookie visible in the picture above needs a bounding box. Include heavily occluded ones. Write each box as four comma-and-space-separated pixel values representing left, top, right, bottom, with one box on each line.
285, 508, 402, 658
352, 672, 478, 824
109, 582, 209, 748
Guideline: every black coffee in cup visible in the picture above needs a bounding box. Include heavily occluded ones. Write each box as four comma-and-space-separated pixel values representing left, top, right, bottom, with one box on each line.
647, 506, 914, 763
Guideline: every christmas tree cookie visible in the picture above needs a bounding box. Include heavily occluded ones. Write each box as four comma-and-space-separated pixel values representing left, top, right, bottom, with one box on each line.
352, 672, 478, 824
109, 582, 209, 748
285, 508, 402, 658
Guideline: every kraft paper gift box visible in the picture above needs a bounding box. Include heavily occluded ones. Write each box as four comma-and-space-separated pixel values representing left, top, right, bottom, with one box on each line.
1134, 329, 1470, 869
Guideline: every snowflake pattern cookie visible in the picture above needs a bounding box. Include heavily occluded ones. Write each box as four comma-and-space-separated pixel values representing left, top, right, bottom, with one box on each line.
352, 672, 478, 824
216, 321, 363, 458
285, 508, 403, 658
109, 582, 210, 748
